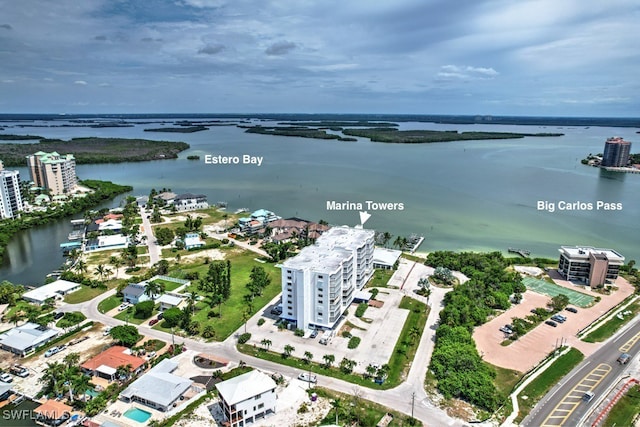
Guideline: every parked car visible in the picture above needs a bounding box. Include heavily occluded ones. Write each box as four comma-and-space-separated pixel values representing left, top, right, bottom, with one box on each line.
0, 373, 13, 383
310, 329, 318, 339
9, 365, 29, 378
499, 326, 514, 334
545, 320, 558, 327
617, 353, 631, 365
53, 312, 64, 320
298, 373, 317, 383
551, 315, 566, 323
118, 303, 130, 311
157, 312, 164, 320
44, 347, 60, 357
103, 327, 112, 336
149, 319, 159, 326
566, 307, 578, 313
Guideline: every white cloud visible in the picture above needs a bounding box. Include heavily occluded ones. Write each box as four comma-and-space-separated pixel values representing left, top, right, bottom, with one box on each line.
74, 80, 88, 85
436, 65, 499, 81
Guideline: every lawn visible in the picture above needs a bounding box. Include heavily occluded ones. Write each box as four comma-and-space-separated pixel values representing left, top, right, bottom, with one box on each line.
114, 306, 156, 325
489, 363, 523, 397
97, 295, 122, 313
64, 282, 118, 304
583, 302, 640, 343
515, 348, 584, 423
603, 385, 640, 427
150, 277, 185, 292
367, 269, 395, 287
172, 248, 283, 340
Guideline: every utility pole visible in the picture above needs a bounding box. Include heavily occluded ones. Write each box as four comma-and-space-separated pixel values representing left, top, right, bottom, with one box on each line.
411, 391, 416, 420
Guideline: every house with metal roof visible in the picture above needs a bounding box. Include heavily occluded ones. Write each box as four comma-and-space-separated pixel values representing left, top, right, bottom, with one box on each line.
0, 323, 59, 357
120, 358, 193, 412
21, 279, 81, 305
215, 370, 277, 427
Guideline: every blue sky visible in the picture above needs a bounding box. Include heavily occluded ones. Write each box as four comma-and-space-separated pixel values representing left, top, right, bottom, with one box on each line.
0, 0, 638, 115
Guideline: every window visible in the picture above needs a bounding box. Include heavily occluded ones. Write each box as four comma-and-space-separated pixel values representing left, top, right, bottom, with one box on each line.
258, 403, 264, 409
318, 300, 323, 304
318, 312, 323, 316
255, 393, 262, 400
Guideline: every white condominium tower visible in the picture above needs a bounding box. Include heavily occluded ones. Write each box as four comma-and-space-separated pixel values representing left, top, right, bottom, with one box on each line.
0, 161, 24, 219
26, 151, 77, 195
281, 226, 374, 330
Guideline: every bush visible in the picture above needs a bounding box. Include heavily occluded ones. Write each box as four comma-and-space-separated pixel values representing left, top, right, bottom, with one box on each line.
294, 328, 305, 337
134, 300, 154, 319
370, 288, 379, 300
163, 307, 183, 327
355, 303, 368, 318
257, 318, 265, 326
342, 331, 352, 338
238, 333, 251, 344
348, 336, 361, 349
56, 311, 86, 328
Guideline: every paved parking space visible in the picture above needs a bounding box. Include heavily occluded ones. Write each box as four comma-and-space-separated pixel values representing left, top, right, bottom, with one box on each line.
619, 331, 640, 353
246, 288, 410, 372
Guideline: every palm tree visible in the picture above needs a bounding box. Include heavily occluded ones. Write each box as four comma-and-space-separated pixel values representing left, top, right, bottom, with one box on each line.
260, 339, 272, 351
7, 311, 24, 326
40, 362, 66, 397
63, 352, 81, 368
393, 236, 404, 250
283, 344, 295, 359
185, 292, 198, 314
109, 256, 123, 279
115, 364, 133, 381
303, 351, 313, 364
74, 260, 88, 275
94, 264, 108, 282
65, 368, 89, 403
143, 281, 164, 301
322, 354, 335, 368
365, 364, 377, 379
382, 232, 392, 247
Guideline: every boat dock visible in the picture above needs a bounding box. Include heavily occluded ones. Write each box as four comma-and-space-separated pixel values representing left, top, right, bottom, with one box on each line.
406, 234, 425, 253
508, 248, 531, 257
60, 241, 82, 253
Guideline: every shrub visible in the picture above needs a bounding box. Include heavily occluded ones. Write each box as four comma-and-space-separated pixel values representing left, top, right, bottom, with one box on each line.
348, 336, 361, 349
238, 333, 251, 344
56, 311, 86, 328
163, 307, 183, 327
134, 300, 154, 319
370, 288, 379, 300
257, 318, 265, 326
294, 328, 305, 337
342, 331, 352, 338
355, 303, 368, 318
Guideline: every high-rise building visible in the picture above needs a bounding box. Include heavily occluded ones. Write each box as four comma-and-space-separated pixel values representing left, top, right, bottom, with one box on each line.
280, 226, 374, 330
601, 137, 632, 167
557, 246, 625, 288
0, 161, 24, 219
26, 151, 77, 195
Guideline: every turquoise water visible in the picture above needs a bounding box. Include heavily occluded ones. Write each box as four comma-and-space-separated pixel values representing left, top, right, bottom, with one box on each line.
1, 118, 639, 285
123, 407, 152, 423
85, 388, 100, 397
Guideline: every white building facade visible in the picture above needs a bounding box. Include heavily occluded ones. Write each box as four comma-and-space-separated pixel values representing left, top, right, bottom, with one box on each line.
216, 371, 277, 427
281, 226, 374, 330
0, 161, 24, 219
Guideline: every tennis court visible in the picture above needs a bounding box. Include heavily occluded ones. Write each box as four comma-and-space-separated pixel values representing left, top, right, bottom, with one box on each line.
522, 276, 594, 307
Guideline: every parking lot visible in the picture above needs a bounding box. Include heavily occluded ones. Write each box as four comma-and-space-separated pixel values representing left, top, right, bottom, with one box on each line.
246, 288, 410, 373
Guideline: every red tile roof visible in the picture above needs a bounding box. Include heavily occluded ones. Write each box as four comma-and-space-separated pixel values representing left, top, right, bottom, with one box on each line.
81, 345, 146, 372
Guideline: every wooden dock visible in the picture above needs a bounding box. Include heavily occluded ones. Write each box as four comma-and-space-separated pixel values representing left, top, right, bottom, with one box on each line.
508, 247, 531, 257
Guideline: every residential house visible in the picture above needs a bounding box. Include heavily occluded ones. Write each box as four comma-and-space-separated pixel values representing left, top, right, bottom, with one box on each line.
22, 279, 81, 305
372, 247, 402, 270
216, 370, 277, 427
80, 346, 146, 381
157, 294, 183, 312
85, 234, 129, 252
173, 193, 208, 211
122, 282, 151, 305
34, 399, 73, 426
183, 232, 204, 250
120, 358, 193, 411
0, 323, 59, 357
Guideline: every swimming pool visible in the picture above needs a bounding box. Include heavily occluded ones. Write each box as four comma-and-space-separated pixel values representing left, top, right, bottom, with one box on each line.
123, 407, 152, 423
85, 388, 100, 398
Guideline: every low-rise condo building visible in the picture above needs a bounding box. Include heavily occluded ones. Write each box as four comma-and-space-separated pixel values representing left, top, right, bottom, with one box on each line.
216, 370, 277, 427
558, 246, 625, 288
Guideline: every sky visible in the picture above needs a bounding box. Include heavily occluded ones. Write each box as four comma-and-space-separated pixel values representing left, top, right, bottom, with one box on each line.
0, 0, 639, 116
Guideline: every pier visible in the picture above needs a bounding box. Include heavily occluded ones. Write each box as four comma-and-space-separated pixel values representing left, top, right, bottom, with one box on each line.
508, 247, 531, 257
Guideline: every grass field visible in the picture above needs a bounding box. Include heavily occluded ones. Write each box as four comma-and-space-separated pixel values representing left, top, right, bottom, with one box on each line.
515, 348, 584, 423
522, 277, 594, 307
583, 302, 640, 343
98, 295, 122, 313
604, 384, 640, 427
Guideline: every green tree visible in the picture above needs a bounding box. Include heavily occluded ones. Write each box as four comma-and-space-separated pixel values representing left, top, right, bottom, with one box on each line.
283, 344, 295, 359
260, 338, 272, 351
134, 300, 155, 318
73, 260, 88, 275
549, 294, 570, 312
109, 325, 141, 347
40, 361, 66, 397
322, 354, 335, 368
155, 227, 175, 246
144, 281, 164, 301
339, 357, 356, 374
109, 256, 123, 279
162, 307, 183, 327
303, 351, 313, 364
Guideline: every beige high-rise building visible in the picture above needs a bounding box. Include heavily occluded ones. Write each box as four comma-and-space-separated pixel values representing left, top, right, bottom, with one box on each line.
26, 151, 77, 195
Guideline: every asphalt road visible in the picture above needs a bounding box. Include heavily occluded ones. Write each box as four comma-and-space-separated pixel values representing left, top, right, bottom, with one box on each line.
524, 317, 640, 427
60, 262, 466, 426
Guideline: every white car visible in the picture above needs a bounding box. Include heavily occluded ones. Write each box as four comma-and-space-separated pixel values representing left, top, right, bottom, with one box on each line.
117, 303, 130, 311
298, 373, 317, 383
0, 373, 12, 383
103, 327, 112, 336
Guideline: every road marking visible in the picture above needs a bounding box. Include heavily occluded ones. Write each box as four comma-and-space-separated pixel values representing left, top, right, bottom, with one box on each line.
619, 331, 640, 353
541, 363, 612, 426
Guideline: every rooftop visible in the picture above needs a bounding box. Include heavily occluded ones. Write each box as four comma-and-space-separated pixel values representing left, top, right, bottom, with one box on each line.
81, 345, 146, 372
34, 399, 73, 419
216, 370, 276, 405
22, 279, 81, 303
0, 323, 59, 352
120, 358, 192, 408
559, 246, 625, 263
